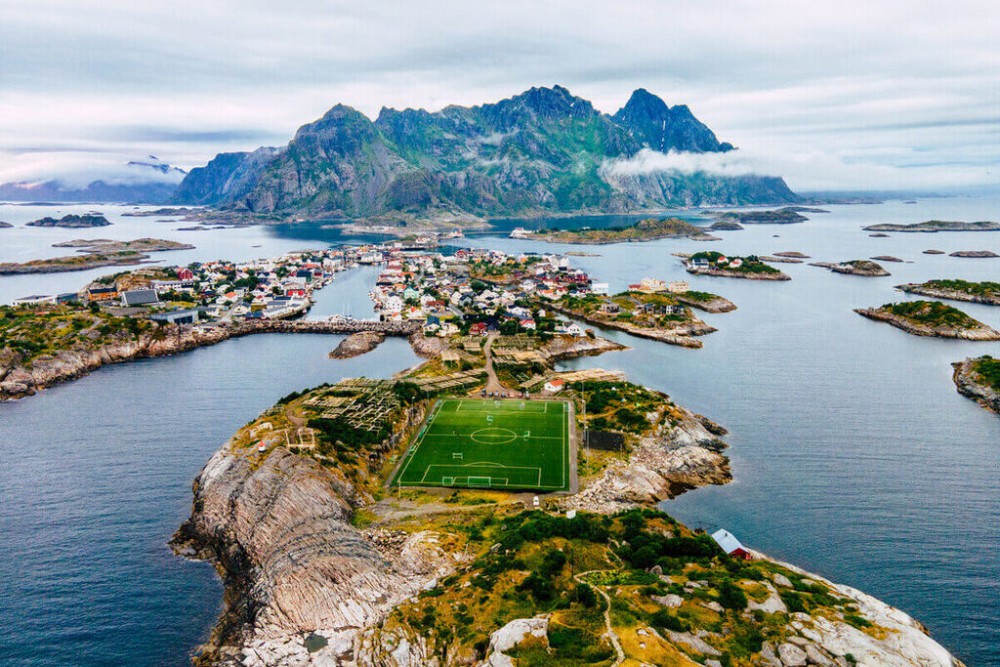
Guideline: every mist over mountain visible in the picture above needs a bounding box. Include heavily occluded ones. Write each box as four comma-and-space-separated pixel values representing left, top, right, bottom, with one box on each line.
174, 86, 797, 219
0, 156, 186, 204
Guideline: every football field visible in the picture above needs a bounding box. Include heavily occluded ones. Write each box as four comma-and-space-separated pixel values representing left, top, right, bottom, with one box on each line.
392, 398, 570, 491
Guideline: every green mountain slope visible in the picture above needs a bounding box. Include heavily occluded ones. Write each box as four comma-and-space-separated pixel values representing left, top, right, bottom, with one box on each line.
175, 85, 797, 220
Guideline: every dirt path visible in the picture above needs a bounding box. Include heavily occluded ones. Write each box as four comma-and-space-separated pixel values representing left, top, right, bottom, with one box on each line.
573, 569, 626, 666
481, 332, 510, 394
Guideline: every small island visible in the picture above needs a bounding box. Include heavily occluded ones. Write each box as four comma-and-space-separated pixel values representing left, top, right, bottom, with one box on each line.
25, 213, 112, 228
855, 300, 1000, 340
810, 260, 890, 277
0, 221, 12, 229
952, 355, 1000, 414
328, 331, 386, 359
121, 207, 197, 217
707, 219, 743, 231
863, 220, 1000, 233
896, 279, 1000, 306
950, 250, 999, 258
713, 207, 808, 225
551, 291, 718, 348
923, 249, 945, 255
531, 217, 717, 244
0, 238, 194, 275
685, 251, 790, 280
871, 255, 903, 263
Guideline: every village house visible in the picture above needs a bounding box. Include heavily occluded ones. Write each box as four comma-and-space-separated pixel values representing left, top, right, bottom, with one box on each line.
711, 529, 752, 560
543, 378, 565, 393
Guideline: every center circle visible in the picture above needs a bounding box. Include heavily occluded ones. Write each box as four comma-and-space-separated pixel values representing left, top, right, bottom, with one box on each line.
470, 427, 518, 445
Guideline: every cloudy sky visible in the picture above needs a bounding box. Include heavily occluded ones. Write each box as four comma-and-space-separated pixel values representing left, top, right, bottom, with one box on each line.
1, 0, 998, 191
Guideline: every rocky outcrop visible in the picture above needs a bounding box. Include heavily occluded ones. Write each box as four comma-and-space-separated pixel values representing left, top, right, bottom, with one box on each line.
896, 283, 1000, 306
674, 294, 737, 313
329, 332, 386, 359
539, 334, 629, 361
854, 307, 1000, 340
406, 333, 451, 359
864, 220, 1000, 233
950, 250, 999, 258
562, 406, 731, 513
483, 617, 550, 667
758, 557, 966, 667
0, 319, 421, 401
171, 445, 463, 666
952, 357, 1000, 414
809, 260, 890, 277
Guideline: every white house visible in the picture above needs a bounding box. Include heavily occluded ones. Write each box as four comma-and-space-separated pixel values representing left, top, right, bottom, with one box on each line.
543, 378, 565, 393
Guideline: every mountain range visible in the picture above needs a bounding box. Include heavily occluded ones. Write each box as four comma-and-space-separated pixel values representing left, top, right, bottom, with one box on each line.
174, 86, 797, 221
0, 156, 186, 204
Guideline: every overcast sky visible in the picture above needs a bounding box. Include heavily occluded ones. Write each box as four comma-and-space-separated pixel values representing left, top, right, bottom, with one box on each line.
1, 0, 998, 191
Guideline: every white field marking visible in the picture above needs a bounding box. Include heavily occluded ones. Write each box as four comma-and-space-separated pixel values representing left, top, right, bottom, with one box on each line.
561, 401, 566, 490
452, 452, 463, 459
424, 462, 541, 477
395, 399, 441, 485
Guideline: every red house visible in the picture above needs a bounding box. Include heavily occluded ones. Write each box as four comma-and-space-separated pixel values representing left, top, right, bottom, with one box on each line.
177, 268, 195, 281
286, 287, 307, 298
469, 322, 488, 336
711, 529, 752, 560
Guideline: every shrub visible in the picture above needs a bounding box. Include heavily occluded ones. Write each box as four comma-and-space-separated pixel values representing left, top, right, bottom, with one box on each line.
717, 580, 748, 611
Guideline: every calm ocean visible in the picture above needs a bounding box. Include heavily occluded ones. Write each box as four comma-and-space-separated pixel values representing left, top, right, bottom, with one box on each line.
0, 197, 997, 664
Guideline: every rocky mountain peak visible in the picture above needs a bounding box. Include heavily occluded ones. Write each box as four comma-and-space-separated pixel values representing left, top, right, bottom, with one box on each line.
614, 90, 733, 153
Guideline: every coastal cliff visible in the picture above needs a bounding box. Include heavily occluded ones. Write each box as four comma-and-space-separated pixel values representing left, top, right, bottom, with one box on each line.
951, 357, 1000, 414
171, 445, 463, 666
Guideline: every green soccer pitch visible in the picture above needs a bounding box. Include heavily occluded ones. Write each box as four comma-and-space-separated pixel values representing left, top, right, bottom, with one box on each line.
392, 398, 571, 492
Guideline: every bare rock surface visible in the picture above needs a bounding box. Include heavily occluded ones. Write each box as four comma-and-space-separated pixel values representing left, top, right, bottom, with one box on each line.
329, 331, 386, 359
561, 406, 730, 513
484, 617, 549, 667
171, 445, 463, 666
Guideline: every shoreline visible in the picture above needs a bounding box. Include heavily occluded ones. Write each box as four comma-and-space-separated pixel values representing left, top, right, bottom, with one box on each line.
897, 283, 1000, 306
951, 357, 1000, 414
854, 307, 1000, 340
0, 318, 421, 401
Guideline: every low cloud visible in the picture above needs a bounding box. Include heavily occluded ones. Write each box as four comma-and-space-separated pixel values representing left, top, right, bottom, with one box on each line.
601, 147, 997, 193
0, 152, 186, 189
601, 149, 770, 179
